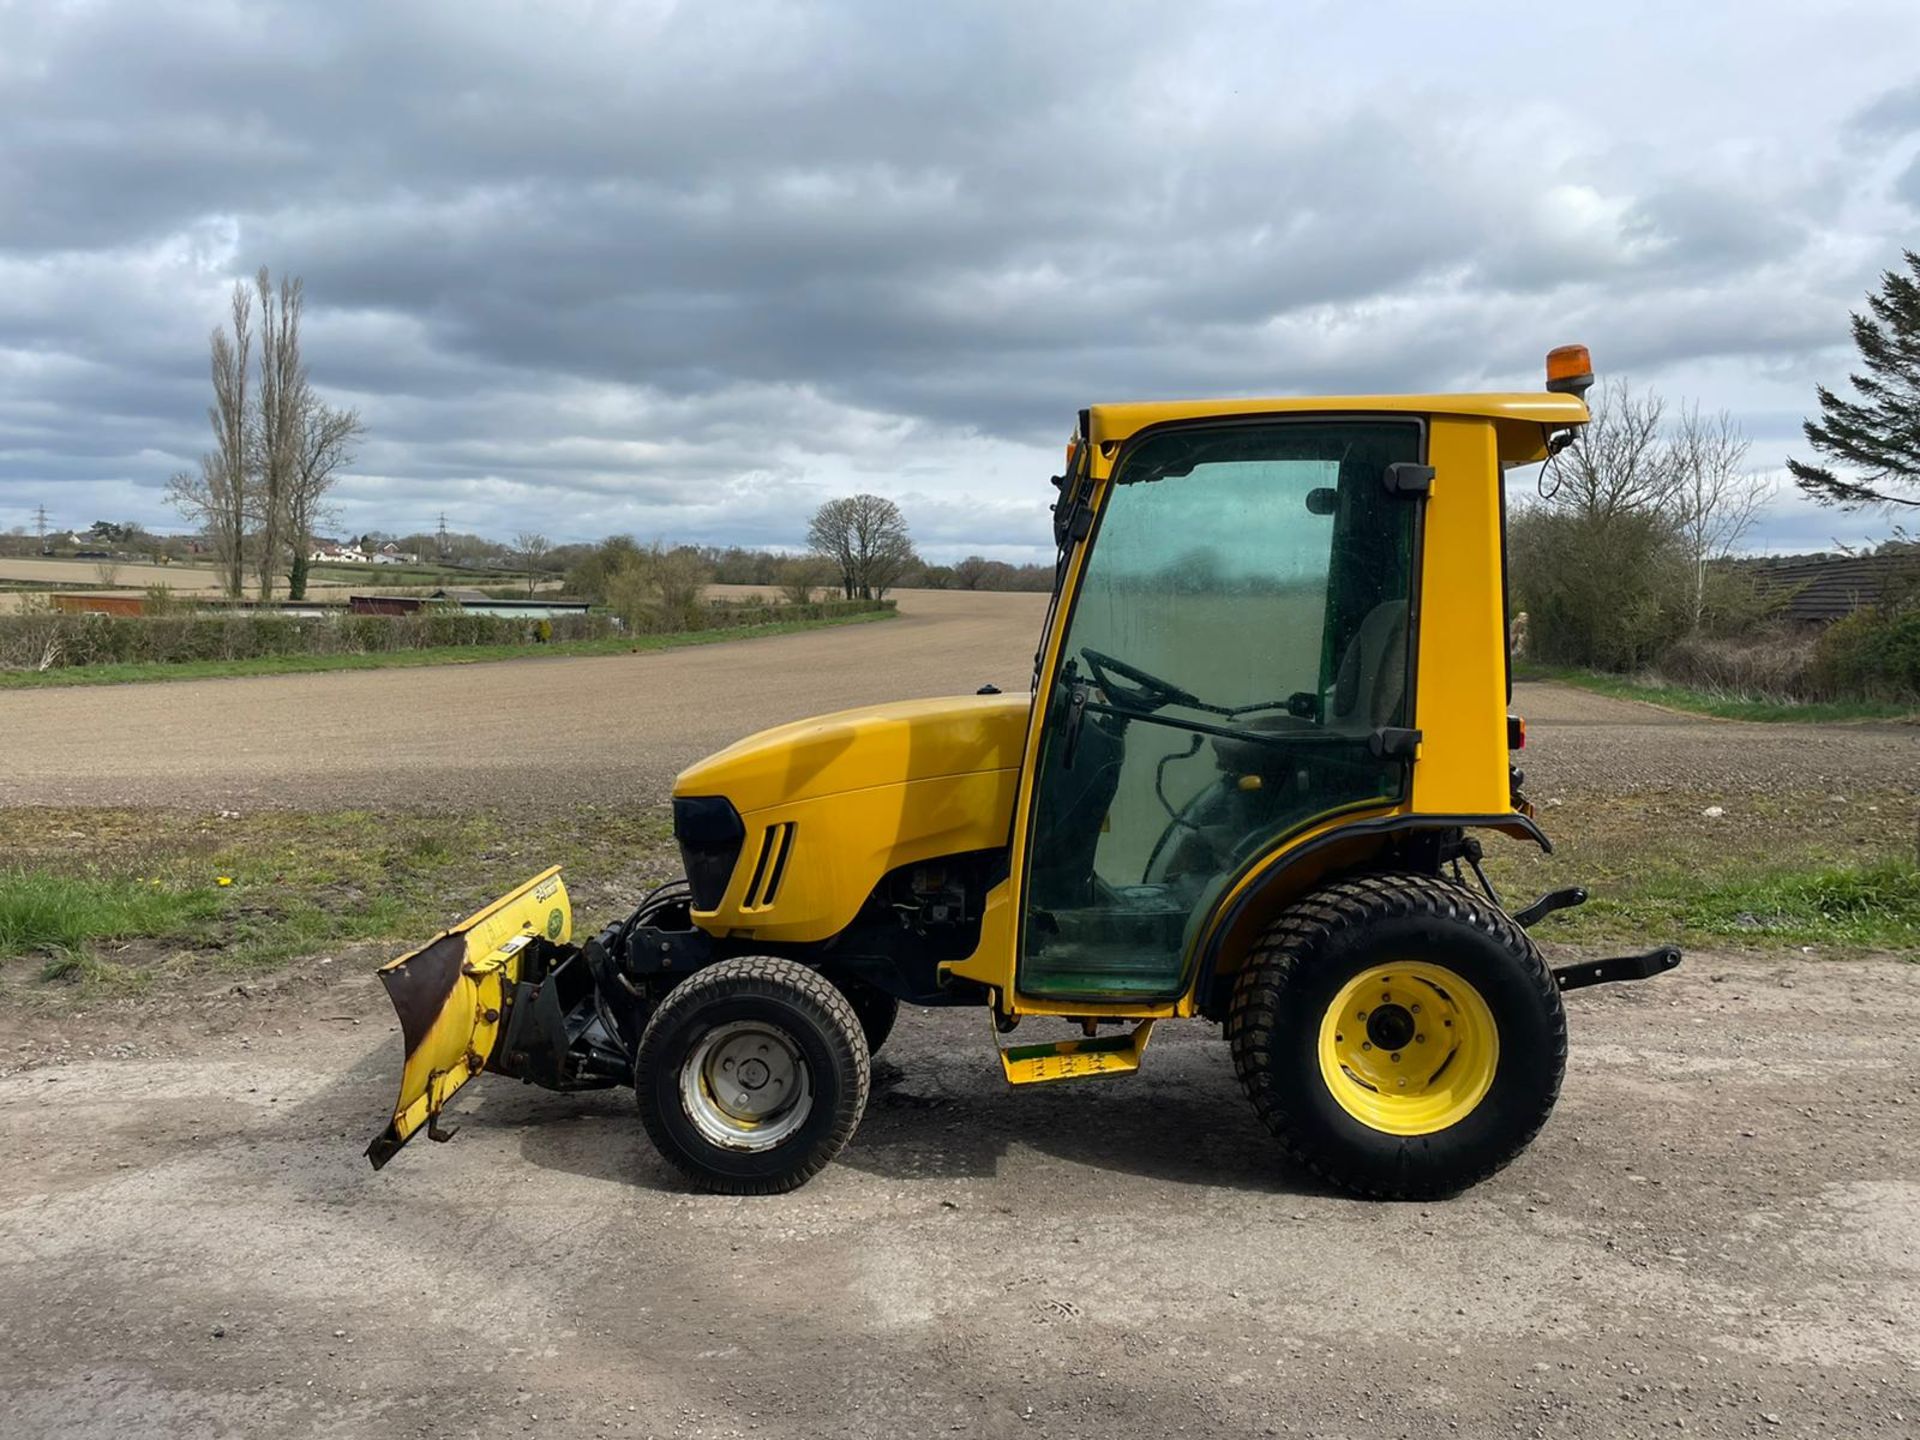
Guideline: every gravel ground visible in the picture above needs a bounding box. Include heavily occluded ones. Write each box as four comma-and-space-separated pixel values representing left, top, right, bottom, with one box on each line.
2, 952, 1917, 1439
2, 588, 1914, 810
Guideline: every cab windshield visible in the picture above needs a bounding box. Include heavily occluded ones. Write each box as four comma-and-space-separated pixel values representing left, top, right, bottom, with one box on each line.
1018, 418, 1422, 1001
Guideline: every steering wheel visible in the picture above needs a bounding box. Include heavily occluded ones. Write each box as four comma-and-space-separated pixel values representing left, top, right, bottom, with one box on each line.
1080, 647, 1200, 714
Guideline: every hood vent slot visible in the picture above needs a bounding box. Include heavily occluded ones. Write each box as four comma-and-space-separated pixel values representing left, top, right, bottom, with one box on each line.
742, 822, 796, 911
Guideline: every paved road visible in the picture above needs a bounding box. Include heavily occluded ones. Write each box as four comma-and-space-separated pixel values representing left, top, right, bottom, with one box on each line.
5, 588, 1915, 811
2, 952, 1917, 1438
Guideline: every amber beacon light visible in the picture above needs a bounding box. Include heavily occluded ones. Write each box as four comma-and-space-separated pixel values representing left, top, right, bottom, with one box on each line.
1545, 344, 1595, 398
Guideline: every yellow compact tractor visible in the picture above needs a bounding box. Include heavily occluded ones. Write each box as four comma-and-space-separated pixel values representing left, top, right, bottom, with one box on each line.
368, 346, 1679, 1198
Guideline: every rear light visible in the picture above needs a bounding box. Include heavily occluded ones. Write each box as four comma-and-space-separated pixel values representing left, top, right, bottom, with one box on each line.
1507, 716, 1527, 750
1545, 344, 1594, 398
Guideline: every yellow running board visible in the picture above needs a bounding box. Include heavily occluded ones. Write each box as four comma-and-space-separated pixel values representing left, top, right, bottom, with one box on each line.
998, 1021, 1155, 1085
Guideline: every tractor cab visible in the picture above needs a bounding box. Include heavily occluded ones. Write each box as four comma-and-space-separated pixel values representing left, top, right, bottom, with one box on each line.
1021, 416, 1422, 1002
367, 347, 1682, 1201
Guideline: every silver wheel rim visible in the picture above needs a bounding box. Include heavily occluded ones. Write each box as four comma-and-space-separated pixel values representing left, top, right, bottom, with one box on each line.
679, 1020, 813, 1151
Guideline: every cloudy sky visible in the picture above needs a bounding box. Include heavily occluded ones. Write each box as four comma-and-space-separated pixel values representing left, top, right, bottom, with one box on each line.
3, 1, 1917, 561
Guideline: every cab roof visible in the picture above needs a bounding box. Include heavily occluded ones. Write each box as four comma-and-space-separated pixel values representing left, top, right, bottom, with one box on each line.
1086, 392, 1589, 446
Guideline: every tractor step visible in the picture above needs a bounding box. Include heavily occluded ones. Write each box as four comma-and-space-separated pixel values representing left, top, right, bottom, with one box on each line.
998, 1021, 1155, 1085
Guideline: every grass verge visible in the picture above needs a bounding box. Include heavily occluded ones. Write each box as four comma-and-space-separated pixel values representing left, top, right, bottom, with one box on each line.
0, 808, 682, 996
1515, 663, 1917, 724
0, 607, 895, 689
1481, 789, 1920, 952
2, 789, 1913, 1008
0, 871, 225, 980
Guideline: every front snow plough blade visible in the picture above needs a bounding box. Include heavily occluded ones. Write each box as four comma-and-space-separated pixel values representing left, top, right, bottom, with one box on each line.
365, 867, 572, 1169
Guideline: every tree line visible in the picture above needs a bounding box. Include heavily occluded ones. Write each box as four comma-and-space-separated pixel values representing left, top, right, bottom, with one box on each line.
1514, 249, 1920, 701
522, 494, 1054, 605
168, 268, 364, 601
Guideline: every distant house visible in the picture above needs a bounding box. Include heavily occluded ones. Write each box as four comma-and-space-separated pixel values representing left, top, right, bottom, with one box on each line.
309, 541, 366, 564
1740, 550, 1920, 624
370, 542, 420, 565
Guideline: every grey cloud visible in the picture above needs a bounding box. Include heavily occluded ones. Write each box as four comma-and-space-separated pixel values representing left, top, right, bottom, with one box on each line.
1898, 154, 1920, 211
3, 1, 1919, 556
1851, 80, 1920, 136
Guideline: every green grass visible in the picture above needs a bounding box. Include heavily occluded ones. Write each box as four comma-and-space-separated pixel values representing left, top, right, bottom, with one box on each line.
5, 784, 1912, 1008
1516, 663, 1917, 724
0, 807, 681, 995
1480, 788, 1920, 953
1566, 858, 1920, 950
0, 607, 896, 689
0, 871, 225, 979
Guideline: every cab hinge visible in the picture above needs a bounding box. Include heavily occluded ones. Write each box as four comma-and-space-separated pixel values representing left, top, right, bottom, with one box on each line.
1382, 462, 1434, 497
1369, 726, 1423, 759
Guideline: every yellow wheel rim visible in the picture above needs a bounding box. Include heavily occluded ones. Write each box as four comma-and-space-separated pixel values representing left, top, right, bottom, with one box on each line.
1316, 962, 1498, 1136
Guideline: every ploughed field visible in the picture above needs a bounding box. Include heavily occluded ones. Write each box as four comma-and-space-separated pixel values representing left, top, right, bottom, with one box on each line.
2, 587, 1913, 809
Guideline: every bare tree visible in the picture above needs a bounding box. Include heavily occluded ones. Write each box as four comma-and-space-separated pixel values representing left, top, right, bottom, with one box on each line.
167, 281, 253, 597
1544, 380, 1679, 523
777, 555, 828, 604
605, 542, 712, 631
515, 531, 552, 596
1670, 405, 1764, 629
285, 400, 364, 601
252, 268, 307, 600
807, 494, 915, 599
951, 554, 993, 590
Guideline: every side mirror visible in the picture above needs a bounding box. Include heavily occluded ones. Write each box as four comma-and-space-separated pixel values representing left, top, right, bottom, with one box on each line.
1305, 487, 1338, 516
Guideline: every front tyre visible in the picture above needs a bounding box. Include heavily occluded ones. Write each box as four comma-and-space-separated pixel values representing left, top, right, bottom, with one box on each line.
635, 956, 870, 1194
1228, 873, 1565, 1200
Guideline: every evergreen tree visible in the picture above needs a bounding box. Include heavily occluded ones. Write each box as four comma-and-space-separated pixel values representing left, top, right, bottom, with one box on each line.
1788, 250, 1920, 510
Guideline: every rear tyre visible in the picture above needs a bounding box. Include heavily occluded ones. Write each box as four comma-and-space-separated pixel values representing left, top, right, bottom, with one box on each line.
834, 976, 901, 1055
635, 956, 870, 1194
1227, 873, 1565, 1200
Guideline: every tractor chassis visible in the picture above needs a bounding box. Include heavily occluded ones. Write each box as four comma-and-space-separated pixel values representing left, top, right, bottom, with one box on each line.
481, 875, 1681, 1103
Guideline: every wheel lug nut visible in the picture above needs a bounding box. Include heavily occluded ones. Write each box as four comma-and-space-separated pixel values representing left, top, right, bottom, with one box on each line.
1410, 1003, 1420, 1013
1390, 1052, 1401, 1062
1415, 1034, 1425, 1044
1361, 1041, 1372, 1051
1357, 1009, 1367, 1020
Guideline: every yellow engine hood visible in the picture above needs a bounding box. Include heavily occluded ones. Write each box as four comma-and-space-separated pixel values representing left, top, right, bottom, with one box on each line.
675, 693, 1032, 814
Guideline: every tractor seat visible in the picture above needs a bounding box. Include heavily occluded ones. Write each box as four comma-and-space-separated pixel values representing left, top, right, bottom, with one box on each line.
1210, 712, 1316, 776
1208, 599, 1408, 776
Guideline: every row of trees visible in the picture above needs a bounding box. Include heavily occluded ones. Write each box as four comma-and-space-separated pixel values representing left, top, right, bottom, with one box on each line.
167, 269, 364, 601
1515, 248, 1920, 694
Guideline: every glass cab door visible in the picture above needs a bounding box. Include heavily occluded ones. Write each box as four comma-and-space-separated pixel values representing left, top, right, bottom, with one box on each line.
1018, 419, 1422, 1001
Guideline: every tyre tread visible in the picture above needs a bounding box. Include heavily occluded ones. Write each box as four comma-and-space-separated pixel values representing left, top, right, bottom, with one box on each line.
1226, 872, 1567, 1200
635, 955, 870, 1195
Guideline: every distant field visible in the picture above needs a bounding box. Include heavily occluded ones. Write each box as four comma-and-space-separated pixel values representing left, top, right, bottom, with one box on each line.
0, 556, 224, 592
0, 555, 551, 612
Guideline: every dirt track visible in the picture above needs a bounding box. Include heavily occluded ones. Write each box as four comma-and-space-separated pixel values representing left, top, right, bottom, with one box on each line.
3, 589, 1914, 810
2, 952, 1918, 1438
